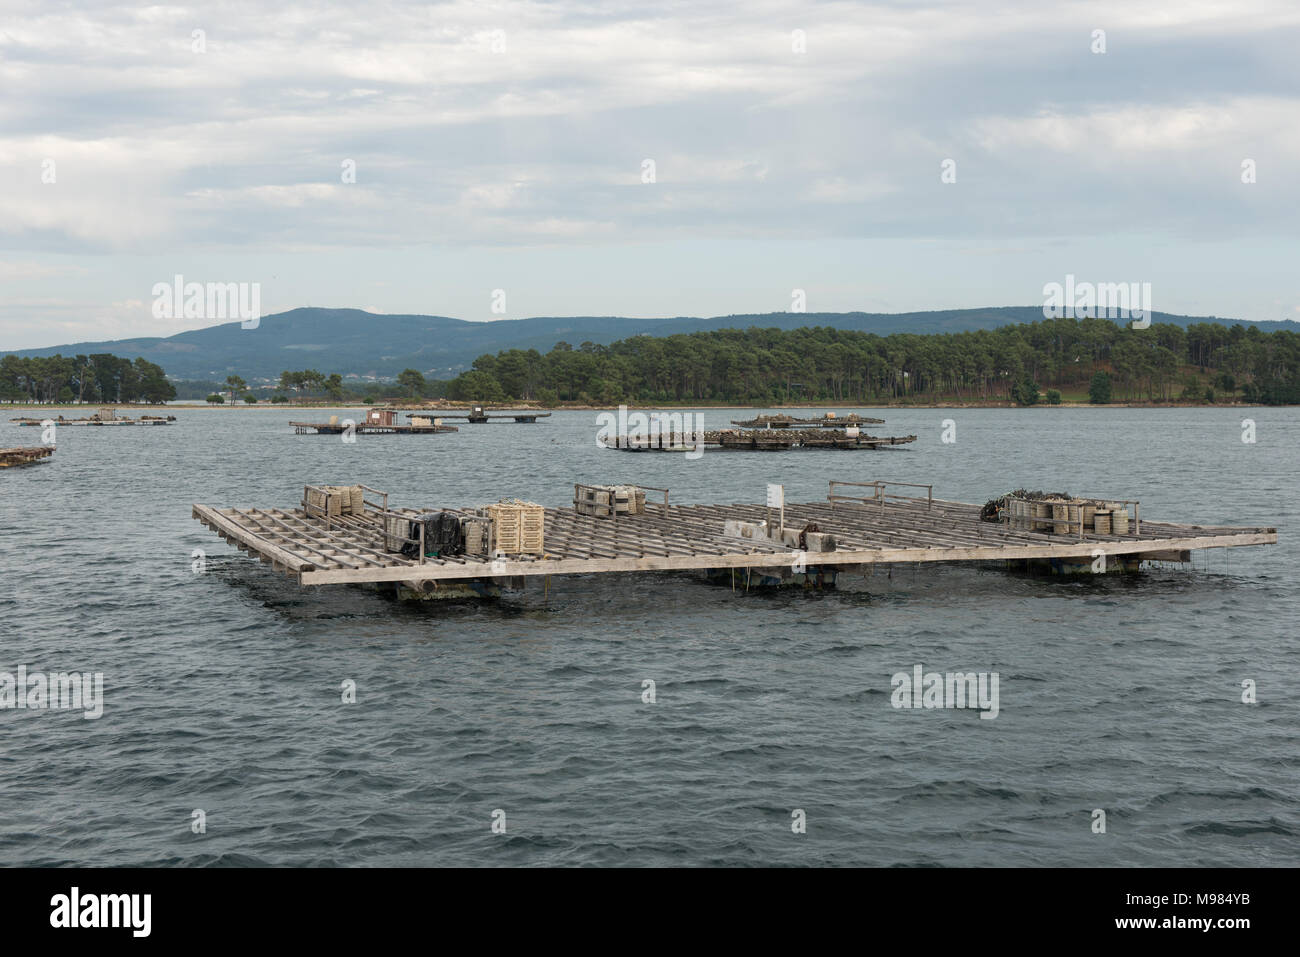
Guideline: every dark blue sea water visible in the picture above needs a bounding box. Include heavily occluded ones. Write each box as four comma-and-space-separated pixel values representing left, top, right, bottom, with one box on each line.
1, 406, 1296, 866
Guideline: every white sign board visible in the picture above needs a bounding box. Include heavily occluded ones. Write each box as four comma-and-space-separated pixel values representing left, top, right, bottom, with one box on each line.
766, 483, 784, 508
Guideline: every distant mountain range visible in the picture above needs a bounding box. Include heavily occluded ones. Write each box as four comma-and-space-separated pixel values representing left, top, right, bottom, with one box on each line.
10, 307, 1298, 382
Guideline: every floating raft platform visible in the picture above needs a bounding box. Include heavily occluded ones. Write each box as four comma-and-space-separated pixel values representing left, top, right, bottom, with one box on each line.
607, 429, 916, 451
403, 407, 551, 423
191, 479, 1276, 588
449, 412, 550, 423
0, 446, 54, 468
11, 413, 172, 427
730, 412, 886, 428
291, 421, 458, 434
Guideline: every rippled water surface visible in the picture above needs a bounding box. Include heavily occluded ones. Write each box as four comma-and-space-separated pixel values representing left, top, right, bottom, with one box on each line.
1, 406, 1296, 866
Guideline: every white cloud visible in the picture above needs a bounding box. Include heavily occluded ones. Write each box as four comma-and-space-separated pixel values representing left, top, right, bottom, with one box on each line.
0, 261, 80, 281
2, 1, 1297, 250
1, 0, 1299, 345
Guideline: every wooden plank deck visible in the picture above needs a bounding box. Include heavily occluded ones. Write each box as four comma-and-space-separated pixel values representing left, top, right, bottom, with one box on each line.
11, 417, 171, 427
0, 446, 54, 467
396, 408, 551, 422
730, 413, 887, 428
291, 421, 459, 434
436, 413, 552, 422
192, 489, 1277, 587
608, 430, 917, 450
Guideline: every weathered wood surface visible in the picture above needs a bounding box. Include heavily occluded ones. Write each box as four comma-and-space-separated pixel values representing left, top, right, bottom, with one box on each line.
435, 413, 551, 422
394, 408, 551, 422
730, 413, 887, 428
11, 417, 171, 427
608, 430, 917, 450
191, 496, 1278, 587
290, 421, 459, 434
0, 446, 54, 467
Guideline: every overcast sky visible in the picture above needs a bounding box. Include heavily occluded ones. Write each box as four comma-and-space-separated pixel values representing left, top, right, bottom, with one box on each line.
2, 0, 1298, 349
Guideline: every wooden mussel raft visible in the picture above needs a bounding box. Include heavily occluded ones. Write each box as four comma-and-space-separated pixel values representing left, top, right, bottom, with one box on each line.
715, 428, 914, 450
292, 408, 458, 435
730, 412, 886, 429
191, 477, 1277, 597
402, 405, 552, 423
0, 446, 54, 468
606, 428, 916, 451
10, 407, 174, 427
609, 409, 911, 451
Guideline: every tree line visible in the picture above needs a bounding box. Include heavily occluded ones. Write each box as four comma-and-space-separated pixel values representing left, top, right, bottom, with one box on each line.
440, 318, 1300, 405
10, 317, 1299, 407
0, 354, 176, 404
183, 369, 451, 404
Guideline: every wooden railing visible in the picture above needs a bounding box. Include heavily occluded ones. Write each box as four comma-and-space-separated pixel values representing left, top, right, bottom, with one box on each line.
641, 485, 670, 517
828, 480, 933, 513
303, 483, 429, 563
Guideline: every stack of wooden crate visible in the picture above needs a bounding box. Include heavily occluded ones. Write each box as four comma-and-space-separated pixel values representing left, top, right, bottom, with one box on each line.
304, 484, 365, 518
482, 500, 544, 555
304, 484, 339, 517
383, 514, 410, 553
574, 484, 646, 518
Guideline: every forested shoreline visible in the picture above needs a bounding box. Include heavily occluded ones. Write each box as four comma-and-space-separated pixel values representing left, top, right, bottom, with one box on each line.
442, 317, 1300, 406
6, 316, 1299, 406
0, 354, 176, 404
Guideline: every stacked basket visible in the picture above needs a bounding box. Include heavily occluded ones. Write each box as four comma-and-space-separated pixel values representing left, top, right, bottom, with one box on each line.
482, 500, 545, 555
304, 484, 366, 518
